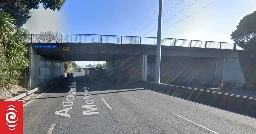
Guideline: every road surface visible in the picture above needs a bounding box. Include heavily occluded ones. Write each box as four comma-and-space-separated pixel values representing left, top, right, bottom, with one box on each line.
24, 70, 256, 134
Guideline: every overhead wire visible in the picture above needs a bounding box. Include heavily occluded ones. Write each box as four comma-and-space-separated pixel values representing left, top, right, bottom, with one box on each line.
129, 0, 184, 36
142, 0, 219, 37
127, 1, 172, 35
162, 0, 201, 24
163, 0, 219, 31
141, 0, 201, 36
136, 0, 185, 36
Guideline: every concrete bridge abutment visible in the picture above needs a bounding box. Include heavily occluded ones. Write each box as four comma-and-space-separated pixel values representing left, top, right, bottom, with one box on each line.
29, 45, 64, 90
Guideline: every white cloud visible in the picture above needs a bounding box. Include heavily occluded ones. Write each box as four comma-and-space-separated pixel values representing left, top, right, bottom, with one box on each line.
24, 4, 66, 34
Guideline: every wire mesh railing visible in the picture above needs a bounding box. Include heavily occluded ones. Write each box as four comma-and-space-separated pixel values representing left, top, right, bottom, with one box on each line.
175, 39, 191, 47
162, 38, 176, 46
27, 34, 237, 50
121, 36, 141, 44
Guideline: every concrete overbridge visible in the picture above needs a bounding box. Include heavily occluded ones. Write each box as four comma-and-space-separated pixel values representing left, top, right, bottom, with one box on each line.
27, 34, 245, 90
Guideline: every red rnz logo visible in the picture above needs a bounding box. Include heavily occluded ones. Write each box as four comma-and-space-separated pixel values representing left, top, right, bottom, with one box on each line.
0, 101, 23, 134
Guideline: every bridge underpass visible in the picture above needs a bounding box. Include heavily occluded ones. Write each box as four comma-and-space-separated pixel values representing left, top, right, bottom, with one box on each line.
28, 34, 245, 89
23, 34, 256, 134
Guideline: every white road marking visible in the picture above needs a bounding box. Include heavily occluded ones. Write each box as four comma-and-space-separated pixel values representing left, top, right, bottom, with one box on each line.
101, 97, 112, 109
172, 113, 219, 134
46, 123, 56, 134
24, 80, 62, 107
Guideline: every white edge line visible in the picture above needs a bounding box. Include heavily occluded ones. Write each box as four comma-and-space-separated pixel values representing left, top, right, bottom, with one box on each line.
172, 113, 219, 134
24, 79, 63, 107
46, 123, 56, 134
101, 97, 112, 109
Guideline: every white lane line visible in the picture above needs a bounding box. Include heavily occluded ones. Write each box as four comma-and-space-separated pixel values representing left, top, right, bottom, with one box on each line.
46, 123, 56, 134
101, 97, 112, 109
172, 113, 219, 134
24, 80, 62, 107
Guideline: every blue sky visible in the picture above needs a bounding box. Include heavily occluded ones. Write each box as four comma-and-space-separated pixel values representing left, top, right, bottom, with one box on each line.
25, 0, 256, 67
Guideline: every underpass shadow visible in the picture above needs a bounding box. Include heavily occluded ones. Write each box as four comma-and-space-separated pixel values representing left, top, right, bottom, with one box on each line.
139, 82, 256, 118
43, 78, 75, 93
35, 74, 144, 100
75, 88, 145, 97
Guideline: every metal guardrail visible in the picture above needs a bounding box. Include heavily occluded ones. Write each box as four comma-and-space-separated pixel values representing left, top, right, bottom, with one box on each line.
27, 34, 237, 50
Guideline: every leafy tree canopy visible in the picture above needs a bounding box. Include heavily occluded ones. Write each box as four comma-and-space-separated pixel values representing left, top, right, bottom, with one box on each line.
0, 0, 65, 27
32, 31, 63, 43
0, 11, 29, 88
231, 10, 256, 48
231, 10, 256, 85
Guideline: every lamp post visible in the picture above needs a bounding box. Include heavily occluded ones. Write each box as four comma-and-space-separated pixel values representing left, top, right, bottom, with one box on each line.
155, 0, 163, 83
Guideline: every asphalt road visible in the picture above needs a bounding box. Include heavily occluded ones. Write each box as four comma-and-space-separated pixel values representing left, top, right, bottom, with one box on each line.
24, 70, 256, 134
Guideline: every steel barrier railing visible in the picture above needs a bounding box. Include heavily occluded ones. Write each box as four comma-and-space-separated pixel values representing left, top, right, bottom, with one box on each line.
27, 34, 237, 50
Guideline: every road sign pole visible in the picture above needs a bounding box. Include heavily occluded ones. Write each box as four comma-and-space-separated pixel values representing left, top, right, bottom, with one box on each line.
155, 0, 163, 83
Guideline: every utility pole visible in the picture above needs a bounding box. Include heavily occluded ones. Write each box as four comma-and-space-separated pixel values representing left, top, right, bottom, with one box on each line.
155, 0, 163, 83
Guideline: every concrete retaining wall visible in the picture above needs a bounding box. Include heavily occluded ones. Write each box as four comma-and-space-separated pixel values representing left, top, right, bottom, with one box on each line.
29, 46, 64, 90
112, 56, 143, 85
139, 81, 256, 117
148, 54, 245, 88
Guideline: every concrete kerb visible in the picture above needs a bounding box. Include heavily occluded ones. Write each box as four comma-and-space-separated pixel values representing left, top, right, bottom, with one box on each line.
245, 98, 256, 115
167, 86, 177, 96
141, 81, 256, 117
202, 90, 212, 104
165, 85, 175, 95
212, 92, 223, 107
194, 89, 205, 103
239, 96, 250, 113
179, 86, 191, 99
6, 76, 64, 101
188, 88, 200, 101
219, 93, 236, 110
162, 84, 172, 94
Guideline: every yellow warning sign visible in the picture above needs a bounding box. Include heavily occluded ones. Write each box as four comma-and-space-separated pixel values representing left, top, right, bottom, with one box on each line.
63, 47, 70, 52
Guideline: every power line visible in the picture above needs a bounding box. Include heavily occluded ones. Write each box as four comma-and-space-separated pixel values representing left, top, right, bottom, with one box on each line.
142, 0, 219, 37
162, 0, 185, 17
127, 10, 157, 36
130, 0, 184, 36
136, 0, 185, 36
163, 0, 219, 31
127, 0, 172, 36
162, 0, 201, 24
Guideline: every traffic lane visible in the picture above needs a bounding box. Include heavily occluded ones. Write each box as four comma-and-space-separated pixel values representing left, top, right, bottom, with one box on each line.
95, 88, 215, 134
24, 78, 74, 134
122, 88, 256, 134
51, 78, 210, 134
52, 76, 119, 134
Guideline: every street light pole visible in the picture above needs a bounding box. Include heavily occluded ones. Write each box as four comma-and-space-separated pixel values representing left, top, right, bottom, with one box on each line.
155, 0, 163, 83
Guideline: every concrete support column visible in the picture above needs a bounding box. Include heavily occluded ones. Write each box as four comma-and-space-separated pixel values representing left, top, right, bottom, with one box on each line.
59, 61, 63, 77
29, 45, 40, 90
142, 55, 148, 81
222, 53, 245, 87
106, 61, 115, 81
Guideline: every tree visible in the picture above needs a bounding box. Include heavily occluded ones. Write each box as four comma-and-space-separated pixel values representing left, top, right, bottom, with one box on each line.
96, 63, 103, 68
231, 10, 256, 85
31, 31, 64, 43
231, 10, 256, 48
64, 62, 72, 73
0, 11, 29, 88
0, 0, 65, 27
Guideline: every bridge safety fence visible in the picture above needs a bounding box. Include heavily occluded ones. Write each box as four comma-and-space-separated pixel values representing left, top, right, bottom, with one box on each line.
27, 34, 238, 50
